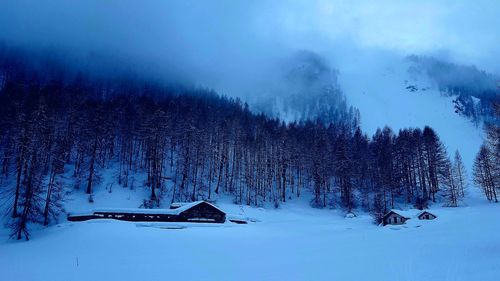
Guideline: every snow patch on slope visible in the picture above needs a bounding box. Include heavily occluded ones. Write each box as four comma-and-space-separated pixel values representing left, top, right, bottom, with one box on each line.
340, 59, 484, 172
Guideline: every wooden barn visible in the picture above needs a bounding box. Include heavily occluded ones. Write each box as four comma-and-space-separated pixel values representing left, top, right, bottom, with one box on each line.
418, 211, 436, 220
173, 201, 226, 223
68, 201, 226, 223
382, 210, 410, 226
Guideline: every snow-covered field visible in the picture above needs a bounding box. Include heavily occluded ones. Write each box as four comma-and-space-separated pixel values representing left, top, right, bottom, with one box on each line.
1, 187, 499, 281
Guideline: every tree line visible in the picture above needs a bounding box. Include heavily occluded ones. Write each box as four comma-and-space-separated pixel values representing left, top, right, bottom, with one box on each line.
0, 49, 483, 240
473, 115, 500, 202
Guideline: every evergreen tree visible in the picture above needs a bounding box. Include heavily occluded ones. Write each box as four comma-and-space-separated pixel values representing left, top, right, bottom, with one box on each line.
473, 145, 497, 202
453, 150, 467, 198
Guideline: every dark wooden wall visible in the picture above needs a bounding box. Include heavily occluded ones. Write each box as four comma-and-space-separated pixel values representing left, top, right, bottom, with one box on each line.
179, 202, 226, 223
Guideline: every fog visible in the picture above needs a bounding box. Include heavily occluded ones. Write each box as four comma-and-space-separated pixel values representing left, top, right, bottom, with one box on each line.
0, 0, 498, 98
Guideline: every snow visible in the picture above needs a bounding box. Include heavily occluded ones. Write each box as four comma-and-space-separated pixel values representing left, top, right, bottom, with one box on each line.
385, 209, 416, 219
169, 202, 189, 208
74, 207, 178, 215
339, 59, 484, 174
171, 200, 225, 214
1, 195, 499, 281
72, 201, 223, 217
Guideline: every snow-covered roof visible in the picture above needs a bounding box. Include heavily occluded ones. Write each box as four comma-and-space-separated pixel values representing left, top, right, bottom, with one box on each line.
417, 210, 436, 217
172, 201, 226, 214
384, 209, 422, 219
92, 207, 179, 215
87, 201, 225, 216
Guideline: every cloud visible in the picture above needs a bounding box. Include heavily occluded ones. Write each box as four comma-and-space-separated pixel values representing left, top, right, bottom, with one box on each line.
0, 0, 498, 94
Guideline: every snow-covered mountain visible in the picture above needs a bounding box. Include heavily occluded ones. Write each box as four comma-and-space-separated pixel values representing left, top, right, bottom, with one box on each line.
251, 52, 490, 173
251, 50, 358, 126
339, 56, 491, 170
406, 55, 499, 125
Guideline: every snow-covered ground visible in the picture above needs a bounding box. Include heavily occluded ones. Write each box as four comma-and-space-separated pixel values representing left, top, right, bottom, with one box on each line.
1, 185, 499, 281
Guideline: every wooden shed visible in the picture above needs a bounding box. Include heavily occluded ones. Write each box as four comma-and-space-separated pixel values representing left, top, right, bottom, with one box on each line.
382, 210, 410, 226
417, 211, 436, 220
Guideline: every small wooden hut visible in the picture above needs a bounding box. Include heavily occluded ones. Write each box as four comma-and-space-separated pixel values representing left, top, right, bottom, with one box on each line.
382, 211, 410, 226
417, 211, 436, 220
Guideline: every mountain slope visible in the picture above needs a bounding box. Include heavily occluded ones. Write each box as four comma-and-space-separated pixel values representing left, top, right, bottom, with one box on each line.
339, 58, 485, 174
251, 50, 359, 126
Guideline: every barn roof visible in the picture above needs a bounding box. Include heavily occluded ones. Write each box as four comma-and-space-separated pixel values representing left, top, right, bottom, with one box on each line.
86, 201, 225, 216
172, 201, 226, 214
91, 207, 179, 215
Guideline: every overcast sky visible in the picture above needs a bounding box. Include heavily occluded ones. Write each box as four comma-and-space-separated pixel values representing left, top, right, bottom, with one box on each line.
0, 0, 498, 93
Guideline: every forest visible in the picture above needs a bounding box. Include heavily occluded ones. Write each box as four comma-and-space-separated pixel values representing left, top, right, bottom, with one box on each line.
0, 48, 497, 240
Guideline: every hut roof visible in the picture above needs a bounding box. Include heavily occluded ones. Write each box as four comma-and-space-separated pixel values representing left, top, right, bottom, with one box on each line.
384, 209, 438, 220
383, 209, 418, 219
417, 211, 436, 217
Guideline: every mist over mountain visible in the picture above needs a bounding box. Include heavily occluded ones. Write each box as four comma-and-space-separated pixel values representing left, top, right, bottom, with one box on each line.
1, 0, 498, 132
1, 0, 499, 94
406, 55, 499, 125
250, 50, 358, 126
